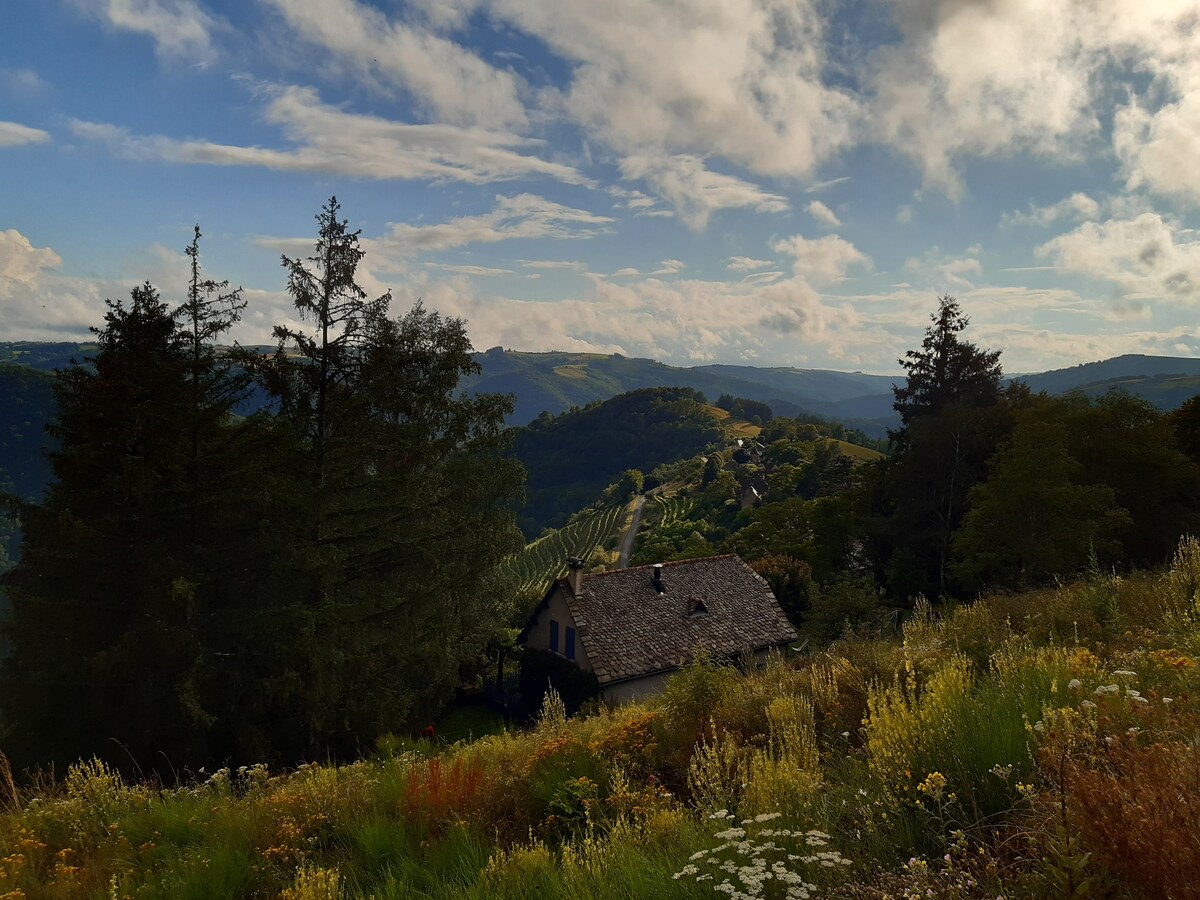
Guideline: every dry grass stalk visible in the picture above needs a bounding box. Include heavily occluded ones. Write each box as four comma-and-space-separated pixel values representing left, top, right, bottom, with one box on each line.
0, 750, 18, 813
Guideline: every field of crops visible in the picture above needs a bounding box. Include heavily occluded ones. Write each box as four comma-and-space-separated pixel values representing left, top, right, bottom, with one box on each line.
502, 503, 625, 599
650, 490, 697, 528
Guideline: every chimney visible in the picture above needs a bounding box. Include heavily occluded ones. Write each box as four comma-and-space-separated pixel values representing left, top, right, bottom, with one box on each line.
652, 563, 665, 593
566, 556, 585, 597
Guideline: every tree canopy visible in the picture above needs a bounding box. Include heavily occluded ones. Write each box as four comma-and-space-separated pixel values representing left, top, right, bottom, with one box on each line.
0, 202, 525, 772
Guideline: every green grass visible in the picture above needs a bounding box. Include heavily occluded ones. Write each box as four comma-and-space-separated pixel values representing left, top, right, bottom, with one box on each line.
8, 554, 1200, 898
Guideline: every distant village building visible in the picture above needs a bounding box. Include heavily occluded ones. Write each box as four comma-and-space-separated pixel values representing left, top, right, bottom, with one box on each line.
518, 555, 797, 704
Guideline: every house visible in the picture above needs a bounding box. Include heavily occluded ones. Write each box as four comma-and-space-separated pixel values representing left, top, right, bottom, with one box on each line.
518, 554, 798, 705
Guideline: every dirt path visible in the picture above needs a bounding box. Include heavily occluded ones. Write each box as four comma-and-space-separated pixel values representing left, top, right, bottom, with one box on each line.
617, 494, 647, 568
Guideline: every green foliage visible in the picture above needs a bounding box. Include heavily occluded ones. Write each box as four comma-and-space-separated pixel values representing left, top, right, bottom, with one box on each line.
715, 393, 773, 422
952, 420, 1129, 591
7, 566, 1200, 897
1, 200, 525, 771
892, 295, 1003, 438
1, 283, 221, 769
517, 648, 601, 718
502, 504, 624, 604
512, 387, 722, 537
1051, 390, 1200, 566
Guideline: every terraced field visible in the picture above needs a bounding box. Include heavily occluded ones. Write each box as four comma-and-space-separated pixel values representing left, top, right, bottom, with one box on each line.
503, 503, 625, 599
651, 491, 697, 528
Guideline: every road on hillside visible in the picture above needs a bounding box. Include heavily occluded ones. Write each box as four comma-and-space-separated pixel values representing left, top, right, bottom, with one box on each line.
617, 494, 647, 568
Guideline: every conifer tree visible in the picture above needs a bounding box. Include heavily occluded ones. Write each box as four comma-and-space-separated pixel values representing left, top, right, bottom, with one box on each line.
874, 295, 1011, 598
0, 285, 208, 769
242, 198, 525, 758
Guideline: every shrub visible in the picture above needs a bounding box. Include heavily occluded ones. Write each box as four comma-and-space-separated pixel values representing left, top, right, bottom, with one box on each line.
1066, 739, 1200, 899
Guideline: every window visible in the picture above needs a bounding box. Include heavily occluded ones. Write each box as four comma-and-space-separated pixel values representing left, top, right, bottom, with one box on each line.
549, 618, 560, 653
566, 626, 576, 660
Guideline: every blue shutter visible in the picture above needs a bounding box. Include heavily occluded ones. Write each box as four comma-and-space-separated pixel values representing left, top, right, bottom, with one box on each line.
549, 618, 560, 653
566, 626, 576, 660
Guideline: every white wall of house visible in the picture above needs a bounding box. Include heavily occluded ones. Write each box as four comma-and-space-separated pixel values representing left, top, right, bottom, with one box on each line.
600, 646, 786, 706
524, 587, 593, 673
600, 671, 673, 705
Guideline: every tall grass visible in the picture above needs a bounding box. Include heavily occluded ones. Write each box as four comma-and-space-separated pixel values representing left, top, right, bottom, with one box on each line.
6, 540, 1200, 897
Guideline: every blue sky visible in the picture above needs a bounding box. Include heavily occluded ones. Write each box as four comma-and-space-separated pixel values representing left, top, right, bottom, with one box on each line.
2, 0, 1199, 374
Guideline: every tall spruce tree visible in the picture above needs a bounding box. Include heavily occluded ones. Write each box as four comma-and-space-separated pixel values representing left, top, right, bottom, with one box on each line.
892, 296, 1002, 443
242, 198, 525, 759
0, 285, 210, 769
874, 296, 1011, 598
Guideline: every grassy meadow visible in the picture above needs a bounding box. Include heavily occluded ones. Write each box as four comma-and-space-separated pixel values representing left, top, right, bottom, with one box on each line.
7, 539, 1200, 898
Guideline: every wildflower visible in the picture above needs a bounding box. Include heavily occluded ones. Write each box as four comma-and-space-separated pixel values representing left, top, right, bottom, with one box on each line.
1080, 700, 1097, 710
917, 772, 948, 797
1113, 669, 1137, 677
1094, 684, 1119, 695
1067, 678, 1082, 691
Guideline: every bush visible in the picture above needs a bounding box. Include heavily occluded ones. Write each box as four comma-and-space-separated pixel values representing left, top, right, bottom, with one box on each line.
517, 649, 600, 720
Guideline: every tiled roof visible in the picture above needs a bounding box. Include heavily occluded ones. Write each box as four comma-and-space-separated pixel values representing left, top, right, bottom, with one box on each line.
555, 555, 797, 685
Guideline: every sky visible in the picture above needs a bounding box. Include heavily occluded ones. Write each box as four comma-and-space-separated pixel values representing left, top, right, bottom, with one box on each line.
2, 1, 1200, 375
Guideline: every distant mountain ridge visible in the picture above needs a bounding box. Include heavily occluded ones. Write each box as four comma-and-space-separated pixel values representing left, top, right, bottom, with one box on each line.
462, 348, 904, 434
4, 342, 1200, 438
465, 349, 1200, 434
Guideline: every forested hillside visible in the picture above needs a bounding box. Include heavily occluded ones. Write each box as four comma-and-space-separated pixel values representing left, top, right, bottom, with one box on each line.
510, 387, 723, 537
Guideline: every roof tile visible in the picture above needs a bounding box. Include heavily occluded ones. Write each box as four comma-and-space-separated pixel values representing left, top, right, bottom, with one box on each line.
559, 555, 797, 685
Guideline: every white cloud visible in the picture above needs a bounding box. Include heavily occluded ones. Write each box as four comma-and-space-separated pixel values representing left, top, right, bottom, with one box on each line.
0, 230, 109, 339
398, 263, 845, 365
1115, 93, 1200, 208
0, 121, 49, 148
70, 85, 586, 185
726, 256, 773, 272
619, 154, 788, 229
77, 0, 222, 63
0, 229, 61, 287
1002, 192, 1100, 228
426, 263, 516, 277
1037, 212, 1200, 300
806, 200, 841, 229
1, 68, 49, 98
520, 259, 589, 272
372, 193, 612, 254
740, 271, 784, 285
868, 0, 1200, 199
489, 0, 859, 178
903, 246, 983, 291
771, 234, 870, 284
262, 0, 526, 129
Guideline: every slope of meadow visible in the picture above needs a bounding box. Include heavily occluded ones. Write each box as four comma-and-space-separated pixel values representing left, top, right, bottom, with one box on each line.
6, 539, 1200, 898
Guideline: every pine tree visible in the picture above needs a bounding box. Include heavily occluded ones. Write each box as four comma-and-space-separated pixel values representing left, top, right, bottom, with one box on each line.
892, 295, 1002, 445
874, 295, 1010, 598
241, 199, 525, 758
0, 285, 208, 769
